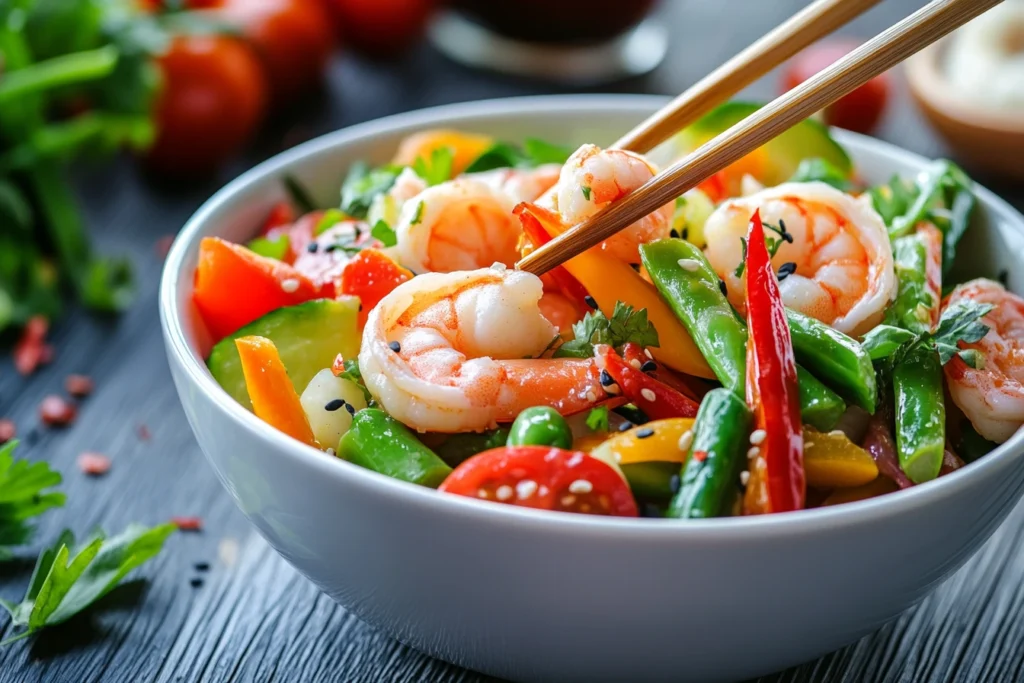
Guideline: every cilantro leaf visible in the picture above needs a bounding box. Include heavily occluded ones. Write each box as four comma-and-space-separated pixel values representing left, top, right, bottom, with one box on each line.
246, 234, 290, 261
862, 300, 992, 367
0, 441, 65, 558
585, 405, 610, 432
340, 162, 403, 219
554, 302, 659, 358
860, 325, 918, 361
412, 147, 454, 187
1, 523, 175, 644
371, 220, 397, 247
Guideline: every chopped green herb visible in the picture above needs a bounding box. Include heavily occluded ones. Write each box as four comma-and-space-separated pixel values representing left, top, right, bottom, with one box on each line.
788, 157, 852, 191
340, 162, 403, 219
554, 302, 659, 359
463, 137, 573, 173
581, 186, 592, 201
315, 209, 346, 236
733, 220, 790, 277
412, 147, 454, 186
861, 299, 993, 368
411, 201, 425, 226
371, 220, 397, 247
585, 405, 610, 432
337, 359, 372, 403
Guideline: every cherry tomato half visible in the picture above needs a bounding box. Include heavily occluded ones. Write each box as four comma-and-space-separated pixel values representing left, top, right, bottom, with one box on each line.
781, 39, 890, 134
147, 35, 267, 175
439, 445, 638, 517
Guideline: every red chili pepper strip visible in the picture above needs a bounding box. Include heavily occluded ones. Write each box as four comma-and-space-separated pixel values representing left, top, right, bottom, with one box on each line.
743, 209, 804, 514
598, 345, 699, 420
519, 213, 591, 310
621, 342, 706, 401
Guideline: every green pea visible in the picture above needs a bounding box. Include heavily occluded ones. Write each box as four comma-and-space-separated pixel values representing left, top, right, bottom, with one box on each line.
507, 407, 573, 449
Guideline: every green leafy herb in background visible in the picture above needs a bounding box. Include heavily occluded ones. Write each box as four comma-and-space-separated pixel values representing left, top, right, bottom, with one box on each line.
1, 523, 176, 645
0, 441, 65, 561
371, 220, 397, 247
555, 302, 660, 359
463, 138, 573, 174
412, 147, 453, 187
340, 162, 402, 219
788, 157, 852, 191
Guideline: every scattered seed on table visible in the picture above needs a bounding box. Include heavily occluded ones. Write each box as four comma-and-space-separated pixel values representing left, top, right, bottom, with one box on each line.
194, 562, 211, 572
14, 316, 49, 376
137, 424, 152, 441
0, 419, 15, 444
171, 516, 203, 532
39, 395, 77, 427
65, 374, 95, 398
78, 452, 111, 476
190, 577, 204, 588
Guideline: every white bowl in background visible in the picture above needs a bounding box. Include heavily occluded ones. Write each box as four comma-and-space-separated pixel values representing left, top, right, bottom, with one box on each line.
160, 96, 1024, 683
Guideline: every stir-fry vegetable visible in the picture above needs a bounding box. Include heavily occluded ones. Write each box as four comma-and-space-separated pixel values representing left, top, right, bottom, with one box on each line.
235, 336, 318, 448
338, 410, 452, 487
508, 407, 574, 450
741, 211, 804, 515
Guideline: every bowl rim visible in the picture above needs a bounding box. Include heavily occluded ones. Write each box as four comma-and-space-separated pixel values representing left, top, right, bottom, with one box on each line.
160, 93, 1024, 540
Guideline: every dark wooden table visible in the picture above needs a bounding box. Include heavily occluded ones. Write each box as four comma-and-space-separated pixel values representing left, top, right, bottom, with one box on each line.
3, 1, 1023, 681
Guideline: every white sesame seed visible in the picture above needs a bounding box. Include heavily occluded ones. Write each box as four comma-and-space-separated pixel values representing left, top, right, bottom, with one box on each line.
829, 429, 845, 438
561, 495, 576, 506
613, 452, 622, 463
585, 390, 597, 402
325, 447, 336, 456
569, 479, 593, 494
747, 446, 761, 460
496, 485, 513, 501
749, 429, 767, 446
538, 485, 549, 497
516, 479, 538, 500
641, 388, 657, 402
805, 441, 815, 448
490, 262, 507, 272
677, 430, 694, 452
677, 258, 701, 272
629, 359, 643, 370
740, 471, 750, 486
280, 278, 300, 293
644, 349, 654, 359
477, 488, 490, 499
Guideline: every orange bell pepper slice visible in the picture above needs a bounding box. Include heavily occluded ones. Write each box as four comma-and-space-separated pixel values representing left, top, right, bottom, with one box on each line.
193, 237, 326, 341
514, 203, 713, 379
235, 336, 318, 448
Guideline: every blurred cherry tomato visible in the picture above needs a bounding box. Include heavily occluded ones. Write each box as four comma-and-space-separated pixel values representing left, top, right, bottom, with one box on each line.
781, 40, 891, 134
147, 35, 267, 175
212, 0, 336, 100
329, 0, 435, 56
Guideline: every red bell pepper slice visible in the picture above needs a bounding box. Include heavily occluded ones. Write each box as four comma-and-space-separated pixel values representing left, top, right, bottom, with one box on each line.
193, 237, 325, 341
620, 342, 707, 401
516, 204, 592, 311
742, 210, 804, 514
598, 345, 699, 420
340, 249, 413, 327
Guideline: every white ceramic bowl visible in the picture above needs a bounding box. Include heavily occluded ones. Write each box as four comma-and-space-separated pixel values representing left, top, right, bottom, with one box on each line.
160, 96, 1024, 683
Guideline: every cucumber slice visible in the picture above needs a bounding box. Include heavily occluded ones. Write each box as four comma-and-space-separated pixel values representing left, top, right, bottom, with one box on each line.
207, 297, 361, 411
674, 101, 853, 185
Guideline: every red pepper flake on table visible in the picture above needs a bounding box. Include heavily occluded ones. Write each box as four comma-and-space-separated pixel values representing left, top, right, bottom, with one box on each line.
65, 374, 95, 398
0, 419, 15, 444
39, 395, 77, 427
78, 452, 112, 476
171, 516, 204, 532
14, 316, 53, 376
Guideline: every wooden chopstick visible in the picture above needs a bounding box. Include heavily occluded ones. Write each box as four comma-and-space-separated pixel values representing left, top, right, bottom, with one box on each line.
614, 0, 884, 154
518, 0, 1001, 276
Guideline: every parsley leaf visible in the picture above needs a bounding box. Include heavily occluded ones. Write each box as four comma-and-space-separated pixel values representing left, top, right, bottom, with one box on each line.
585, 405, 610, 432
340, 162, 403, 219
337, 359, 372, 403
246, 234, 290, 261
412, 147, 454, 187
370, 220, 397, 248
1, 523, 175, 644
0, 441, 65, 560
554, 302, 659, 358
410, 201, 425, 226
861, 300, 993, 367
581, 186, 592, 201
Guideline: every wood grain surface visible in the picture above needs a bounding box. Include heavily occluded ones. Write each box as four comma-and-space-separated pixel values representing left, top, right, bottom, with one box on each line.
2, 1, 1023, 681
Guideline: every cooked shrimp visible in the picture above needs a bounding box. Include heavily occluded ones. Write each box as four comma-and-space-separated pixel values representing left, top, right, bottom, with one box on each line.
467, 164, 562, 203
389, 166, 428, 203
359, 266, 605, 433
703, 182, 895, 336
391, 177, 522, 274
944, 279, 1024, 443
538, 290, 584, 335
552, 144, 673, 262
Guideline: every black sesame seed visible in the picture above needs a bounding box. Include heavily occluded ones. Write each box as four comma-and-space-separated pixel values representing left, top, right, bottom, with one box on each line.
324, 399, 346, 412
618, 421, 633, 432
719, 279, 728, 296
358, 303, 363, 312
999, 270, 1010, 286
344, 402, 356, 416
669, 474, 681, 494
325, 243, 341, 252
190, 577, 204, 588
584, 295, 598, 309
681, 228, 689, 240
636, 428, 655, 439
388, 341, 401, 353
640, 360, 657, 373
307, 242, 319, 253
194, 561, 211, 572
599, 370, 614, 386
670, 228, 680, 239
777, 262, 797, 281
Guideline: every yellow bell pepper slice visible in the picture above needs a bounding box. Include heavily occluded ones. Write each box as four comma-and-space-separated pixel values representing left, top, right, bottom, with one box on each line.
590, 418, 696, 466
516, 203, 714, 378
236, 336, 319, 448
391, 129, 494, 177
821, 477, 899, 506
804, 427, 879, 488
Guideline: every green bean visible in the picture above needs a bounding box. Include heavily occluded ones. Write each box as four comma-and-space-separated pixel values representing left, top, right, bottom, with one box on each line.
338, 409, 452, 487
893, 347, 945, 483
786, 309, 876, 412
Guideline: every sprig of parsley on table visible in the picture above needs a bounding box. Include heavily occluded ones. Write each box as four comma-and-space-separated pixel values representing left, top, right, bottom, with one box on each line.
861, 299, 993, 369
1, 523, 176, 645
554, 302, 660, 359
0, 441, 65, 561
